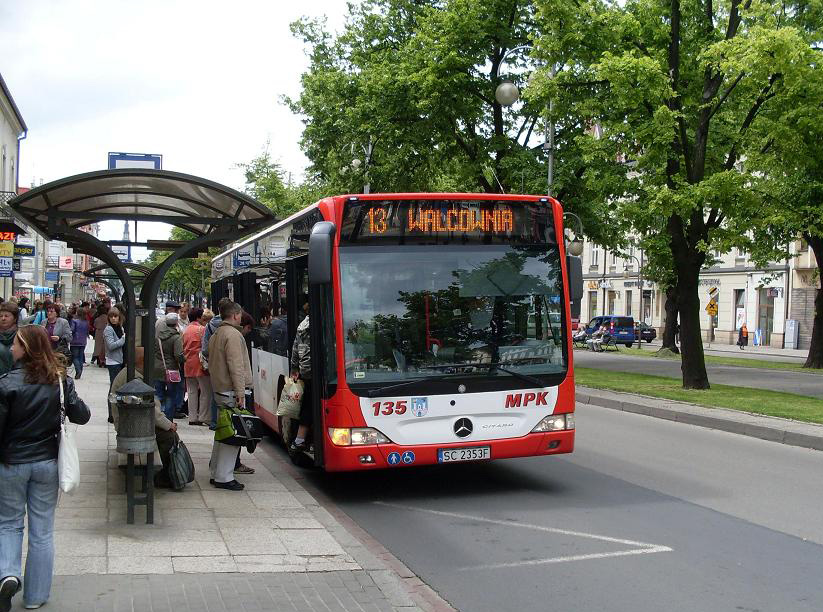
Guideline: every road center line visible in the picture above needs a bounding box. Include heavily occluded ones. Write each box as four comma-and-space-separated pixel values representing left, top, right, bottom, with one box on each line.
373, 501, 673, 569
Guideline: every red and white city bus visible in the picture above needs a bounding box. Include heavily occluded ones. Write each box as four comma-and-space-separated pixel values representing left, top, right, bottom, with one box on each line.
211, 193, 583, 471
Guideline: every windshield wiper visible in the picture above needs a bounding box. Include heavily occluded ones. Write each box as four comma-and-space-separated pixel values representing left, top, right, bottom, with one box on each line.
421, 361, 546, 388
365, 374, 458, 398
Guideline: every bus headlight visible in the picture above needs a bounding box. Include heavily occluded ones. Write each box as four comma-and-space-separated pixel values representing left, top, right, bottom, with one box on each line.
531, 414, 575, 432
328, 427, 391, 446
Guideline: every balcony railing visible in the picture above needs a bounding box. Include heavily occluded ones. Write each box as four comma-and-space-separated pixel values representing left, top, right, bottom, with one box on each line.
0, 191, 16, 216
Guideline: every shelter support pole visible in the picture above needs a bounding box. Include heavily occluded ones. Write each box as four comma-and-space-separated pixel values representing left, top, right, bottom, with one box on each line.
140, 232, 238, 385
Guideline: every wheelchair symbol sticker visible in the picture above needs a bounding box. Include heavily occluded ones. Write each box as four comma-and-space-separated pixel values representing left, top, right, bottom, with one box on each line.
401, 451, 415, 464
387, 452, 401, 465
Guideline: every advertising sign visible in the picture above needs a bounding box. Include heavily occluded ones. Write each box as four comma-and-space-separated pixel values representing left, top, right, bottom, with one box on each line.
58, 256, 74, 270
0, 257, 13, 277
14, 244, 35, 257
12, 259, 20, 272
0, 242, 13, 257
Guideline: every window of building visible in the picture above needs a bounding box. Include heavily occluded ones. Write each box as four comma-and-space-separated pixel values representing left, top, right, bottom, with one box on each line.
588, 291, 598, 321
625, 290, 633, 317
608, 290, 616, 314
590, 245, 600, 266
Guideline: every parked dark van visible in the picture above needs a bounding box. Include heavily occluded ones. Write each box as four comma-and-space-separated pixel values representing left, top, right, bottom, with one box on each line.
585, 315, 636, 346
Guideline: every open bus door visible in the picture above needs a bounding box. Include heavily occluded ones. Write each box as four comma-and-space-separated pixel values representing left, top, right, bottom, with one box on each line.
285, 255, 326, 467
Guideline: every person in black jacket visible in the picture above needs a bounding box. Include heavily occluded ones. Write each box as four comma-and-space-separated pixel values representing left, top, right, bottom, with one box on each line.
0, 325, 90, 612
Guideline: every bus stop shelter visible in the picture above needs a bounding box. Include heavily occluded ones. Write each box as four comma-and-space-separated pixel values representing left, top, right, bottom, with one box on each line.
10, 168, 277, 381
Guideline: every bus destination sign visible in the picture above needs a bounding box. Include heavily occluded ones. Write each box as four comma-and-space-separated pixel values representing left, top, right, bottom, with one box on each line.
341, 200, 555, 245
368, 206, 514, 235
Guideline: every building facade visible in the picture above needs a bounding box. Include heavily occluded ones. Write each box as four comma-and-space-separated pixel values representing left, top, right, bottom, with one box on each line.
578, 239, 819, 350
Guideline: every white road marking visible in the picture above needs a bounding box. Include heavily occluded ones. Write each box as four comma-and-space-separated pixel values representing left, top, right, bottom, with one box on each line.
373, 501, 673, 570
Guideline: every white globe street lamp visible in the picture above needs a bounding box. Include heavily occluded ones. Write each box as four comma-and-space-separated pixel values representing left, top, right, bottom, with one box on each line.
495, 81, 521, 107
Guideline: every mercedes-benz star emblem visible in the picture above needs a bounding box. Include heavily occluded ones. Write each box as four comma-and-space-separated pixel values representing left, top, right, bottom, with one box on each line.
454, 418, 473, 438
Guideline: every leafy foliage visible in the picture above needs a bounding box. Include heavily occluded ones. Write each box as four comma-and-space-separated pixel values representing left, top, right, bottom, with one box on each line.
532, 0, 821, 386
286, 0, 622, 247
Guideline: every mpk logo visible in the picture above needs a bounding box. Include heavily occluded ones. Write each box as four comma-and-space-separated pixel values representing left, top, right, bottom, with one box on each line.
505, 392, 549, 408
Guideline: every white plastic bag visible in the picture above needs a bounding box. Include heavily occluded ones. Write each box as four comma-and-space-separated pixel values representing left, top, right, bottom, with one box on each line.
57, 378, 80, 495
276, 379, 304, 419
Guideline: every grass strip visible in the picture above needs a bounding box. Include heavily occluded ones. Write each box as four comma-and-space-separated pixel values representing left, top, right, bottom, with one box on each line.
574, 366, 823, 425
573, 346, 821, 375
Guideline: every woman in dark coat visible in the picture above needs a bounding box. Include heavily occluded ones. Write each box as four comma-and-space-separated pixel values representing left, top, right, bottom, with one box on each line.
0, 325, 90, 611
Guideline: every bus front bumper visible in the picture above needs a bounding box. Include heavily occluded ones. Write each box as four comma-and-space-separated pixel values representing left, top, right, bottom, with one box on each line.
323, 430, 575, 472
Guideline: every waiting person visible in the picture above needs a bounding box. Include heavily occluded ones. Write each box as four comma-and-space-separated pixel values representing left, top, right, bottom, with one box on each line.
208, 301, 252, 491
155, 301, 180, 333
16, 297, 28, 322
153, 312, 184, 422
68, 307, 90, 379
0, 325, 90, 611
182, 308, 212, 425
737, 323, 749, 350
41, 304, 71, 353
0, 302, 19, 376
103, 307, 127, 388
31, 301, 49, 327
109, 347, 179, 488
201, 298, 233, 429
289, 309, 312, 452
92, 305, 108, 367
178, 302, 191, 333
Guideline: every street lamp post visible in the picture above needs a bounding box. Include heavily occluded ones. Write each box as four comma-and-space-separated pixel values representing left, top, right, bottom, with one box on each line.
344, 138, 374, 194
495, 46, 556, 196
623, 254, 643, 349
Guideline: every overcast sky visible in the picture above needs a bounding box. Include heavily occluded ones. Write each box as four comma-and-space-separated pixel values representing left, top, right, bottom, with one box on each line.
0, 0, 348, 258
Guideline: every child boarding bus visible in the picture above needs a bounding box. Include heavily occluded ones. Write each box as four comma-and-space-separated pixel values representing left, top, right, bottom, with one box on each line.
211, 193, 583, 471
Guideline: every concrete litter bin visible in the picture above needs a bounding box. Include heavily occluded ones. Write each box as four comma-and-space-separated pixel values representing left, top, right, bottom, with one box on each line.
114, 378, 157, 524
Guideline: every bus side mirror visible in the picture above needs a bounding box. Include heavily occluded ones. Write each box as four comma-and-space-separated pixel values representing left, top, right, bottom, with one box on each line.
566, 255, 583, 319
308, 221, 336, 285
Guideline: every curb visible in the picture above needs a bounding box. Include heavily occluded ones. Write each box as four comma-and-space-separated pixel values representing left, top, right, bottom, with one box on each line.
576, 387, 823, 452
258, 440, 457, 612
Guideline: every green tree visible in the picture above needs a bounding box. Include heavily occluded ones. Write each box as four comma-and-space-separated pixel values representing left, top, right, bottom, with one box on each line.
287, 0, 622, 247
743, 27, 823, 368
533, 0, 818, 387
143, 228, 211, 302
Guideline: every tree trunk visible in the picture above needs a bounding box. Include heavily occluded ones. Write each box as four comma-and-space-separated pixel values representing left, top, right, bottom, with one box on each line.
677, 265, 710, 389
661, 284, 680, 353
803, 235, 823, 369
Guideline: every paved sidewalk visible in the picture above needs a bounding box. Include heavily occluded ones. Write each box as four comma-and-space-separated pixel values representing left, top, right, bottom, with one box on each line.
578, 386, 823, 451
639, 339, 808, 361
15, 358, 446, 612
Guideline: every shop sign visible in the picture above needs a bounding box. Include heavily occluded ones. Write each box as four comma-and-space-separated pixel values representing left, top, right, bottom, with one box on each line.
698, 278, 721, 287
587, 281, 599, 290
58, 256, 73, 270
12, 259, 20, 272
45, 271, 59, 282
0, 257, 12, 277
0, 242, 13, 257
13, 245, 35, 257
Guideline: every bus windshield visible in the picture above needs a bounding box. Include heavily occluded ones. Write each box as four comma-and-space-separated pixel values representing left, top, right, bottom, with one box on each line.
340, 244, 567, 389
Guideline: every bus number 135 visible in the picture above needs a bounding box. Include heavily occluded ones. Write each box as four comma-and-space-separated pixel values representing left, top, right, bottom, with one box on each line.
372, 401, 407, 416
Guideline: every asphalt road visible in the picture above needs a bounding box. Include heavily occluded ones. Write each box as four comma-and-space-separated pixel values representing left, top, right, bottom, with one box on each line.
573, 350, 823, 398
295, 405, 823, 612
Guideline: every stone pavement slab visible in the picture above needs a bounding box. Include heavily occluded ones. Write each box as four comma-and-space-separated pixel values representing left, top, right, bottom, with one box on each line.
19, 352, 443, 612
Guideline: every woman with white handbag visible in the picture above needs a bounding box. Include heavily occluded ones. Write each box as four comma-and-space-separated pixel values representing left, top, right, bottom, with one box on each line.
0, 325, 90, 611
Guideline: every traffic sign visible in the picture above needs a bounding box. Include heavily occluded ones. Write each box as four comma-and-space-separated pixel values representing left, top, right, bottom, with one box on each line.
705, 301, 718, 316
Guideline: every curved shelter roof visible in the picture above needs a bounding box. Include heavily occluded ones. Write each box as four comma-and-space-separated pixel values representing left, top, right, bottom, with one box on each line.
9, 168, 276, 238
